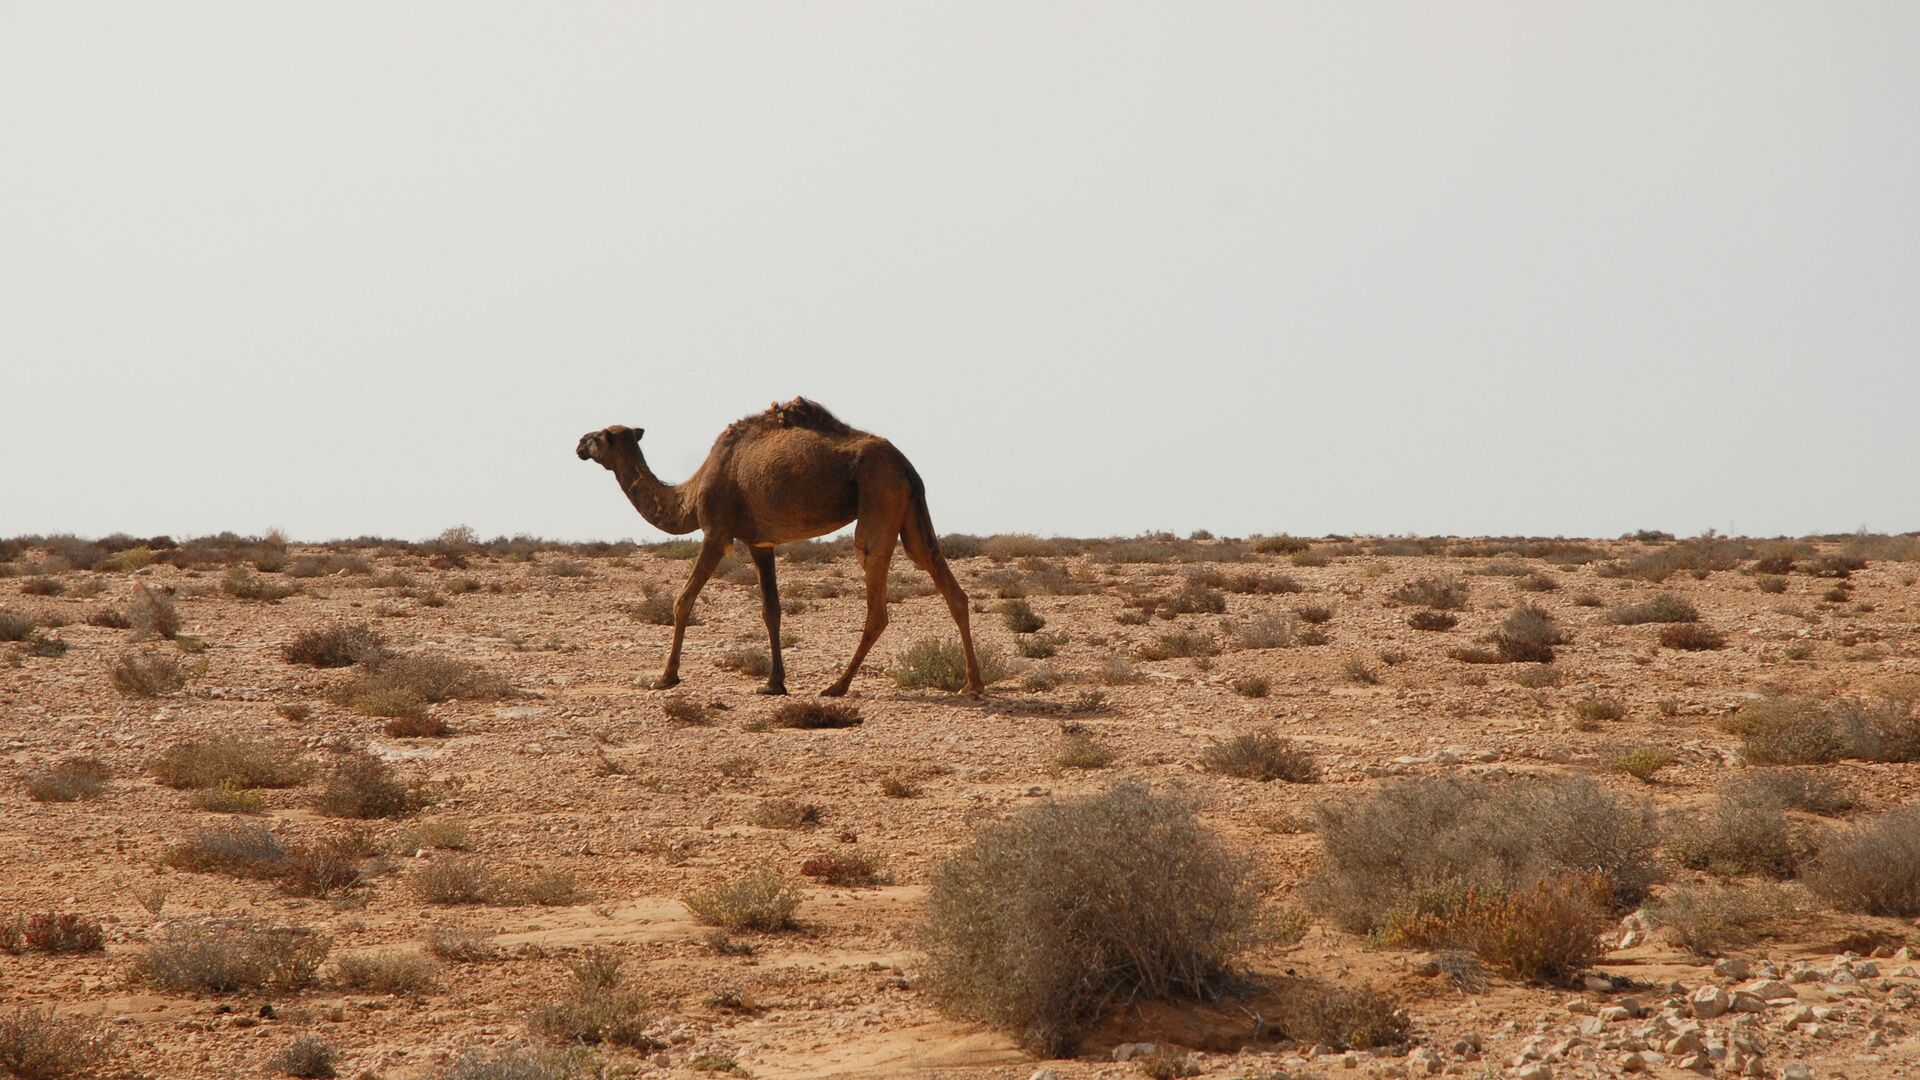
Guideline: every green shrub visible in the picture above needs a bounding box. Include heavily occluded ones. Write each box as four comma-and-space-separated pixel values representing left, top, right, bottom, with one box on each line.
1607, 745, 1674, 781
890, 637, 1006, 690
683, 867, 803, 932
920, 783, 1261, 1055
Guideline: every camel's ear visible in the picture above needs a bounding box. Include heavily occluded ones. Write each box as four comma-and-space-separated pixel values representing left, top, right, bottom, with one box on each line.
632, 428, 644, 442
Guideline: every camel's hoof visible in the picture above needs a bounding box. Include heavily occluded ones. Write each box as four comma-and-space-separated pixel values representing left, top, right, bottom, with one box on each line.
651, 676, 681, 691
755, 683, 788, 696
963, 686, 987, 699
820, 684, 849, 698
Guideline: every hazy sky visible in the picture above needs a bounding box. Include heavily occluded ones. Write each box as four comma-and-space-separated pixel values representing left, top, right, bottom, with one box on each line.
4, 3, 1915, 543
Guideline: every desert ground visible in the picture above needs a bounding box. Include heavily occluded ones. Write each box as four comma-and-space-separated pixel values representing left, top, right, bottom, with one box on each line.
1, 530, 1917, 1080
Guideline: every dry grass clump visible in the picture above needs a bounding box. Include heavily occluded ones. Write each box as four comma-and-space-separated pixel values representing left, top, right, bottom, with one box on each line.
425, 925, 497, 964
1515, 571, 1559, 592
287, 552, 373, 578
919, 783, 1261, 1056
1513, 663, 1562, 689
1831, 693, 1920, 762
86, 606, 132, 630
890, 637, 1007, 690
1230, 675, 1270, 698
880, 776, 922, 798
408, 858, 577, 907
1801, 805, 1920, 916
222, 567, 296, 602
0, 913, 106, 955
1270, 979, 1411, 1051
1570, 695, 1626, 729
1605, 593, 1699, 625
1390, 576, 1468, 610
683, 867, 803, 932
283, 623, 387, 668
1658, 623, 1725, 651
1408, 609, 1458, 632
1726, 768, 1856, 815
1055, 734, 1117, 770
382, 712, 451, 738
799, 852, 887, 887
270, 1034, 339, 1078
1253, 534, 1311, 555
19, 577, 65, 597
1202, 731, 1319, 782
1647, 883, 1797, 956
133, 919, 329, 992
1491, 603, 1566, 663
1135, 629, 1218, 661
529, 949, 659, 1050
771, 701, 862, 729
1607, 745, 1674, 782
1342, 657, 1379, 685
717, 646, 772, 678
0, 1006, 114, 1080
1381, 872, 1613, 985
1222, 571, 1302, 594
23, 757, 111, 802
0, 610, 35, 642
660, 694, 714, 726
1669, 784, 1817, 878
315, 752, 422, 819
339, 654, 510, 713
332, 950, 438, 995
1232, 612, 1297, 649
1310, 775, 1658, 935
151, 738, 311, 790
110, 651, 187, 697
754, 798, 823, 830
996, 599, 1045, 634
164, 822, 289, 878
433, 1046, 593, 1080
128, 585, 179, 639
1720, 696, 1842, 765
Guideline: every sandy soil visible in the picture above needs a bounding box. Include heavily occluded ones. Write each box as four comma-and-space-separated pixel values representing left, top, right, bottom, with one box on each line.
1, 537, 1916, 1079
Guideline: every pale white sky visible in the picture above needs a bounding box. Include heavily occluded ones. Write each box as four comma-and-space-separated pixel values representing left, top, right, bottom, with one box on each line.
3, 3, 1915, 542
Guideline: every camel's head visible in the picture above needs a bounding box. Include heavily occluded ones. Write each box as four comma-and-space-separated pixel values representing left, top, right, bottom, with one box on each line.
576, 425, 642, 469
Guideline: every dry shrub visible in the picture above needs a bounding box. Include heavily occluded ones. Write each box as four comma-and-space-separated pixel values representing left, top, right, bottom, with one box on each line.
433, 1046, 591, 1080
772, 701, 862, 729
1233, 612, 1297, 649
799, 852, 886, 887
1659, 623, 1725, 651
165, 822, 288, 878
425, 926, 497, 964
151, 738, 311, 790
0, 913, 105, 955
1099, 657, 1145, 684
1408, 610, 1458, 632
1270, 979, 1410, 1051
1516, 571, 1559, 592
997, 599, 1045, 634
1294, 603, 1333, 625
283, 623, 387, 668
1726, 768, 1856, 815
880, 776, 922, 798
1381, 872, 1613, 985
529, 949, 658, 1050
1802, 805, 1920, 916
129, 588, 181, 640
1055, 734, 1116, 770
754, 798, 822, 830
270, 1034, 338, 1078
1570, 696, 1625, 728
1230, 675, 1270, 698
278, 835, 372, 898
0, 1006, 113, 1080
86, 606, 131, 630
1491, 603, 1566, 663
1253, 535, 1311, 555
717, 647, 772, 678
1223, 571, 1301, 594
110, 651, 186, 697
134, 919, 329, 992
1136, 630, 1218, 661
1605, 593, 1699, 625
1647, 883, 1797, 956
891, 637, 1006, 690
1722, 696, 1842, 765
660, 695, 713, 726
384, 712, 451, 738
1309, 775, 1658, 935
340, 654, 509, 708
1390, 576, 1468, 610
0, 610, 34, 642
222, 567, 295, 602
1202, 731, 1318, 782
315, 752, 420, 819
1831, 693, 1920, 762
23, 757, 110, 802
1607, 745, 1674, 782
1015, 632, 1061, 659
1513, 664, 1562, 689
410, 858, 496, 905
683, 867, 803, 932
1342, 657, 1379, 685
1669, 784, 1816, 878
1754, 574, 1789, 593
19, 577, 64, 597
919, 783, 1261, 1056
287, 552, 372, 578
333, 950, 438, 995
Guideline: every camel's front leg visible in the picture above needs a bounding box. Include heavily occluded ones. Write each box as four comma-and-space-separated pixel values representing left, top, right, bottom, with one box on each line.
655, 536, 725, 690
749, 546, 787, 695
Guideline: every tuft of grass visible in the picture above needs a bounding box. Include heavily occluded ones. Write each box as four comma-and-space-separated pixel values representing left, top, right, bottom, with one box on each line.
1379, 872, 1613, 985
315, 752, 421, 819
683, 867, 804, 932
0, 1006, 114, 1080
0, 913, 106, 955
1605, 593, 1699, 625
1099, 657, 1145, 684
1342, 657, 1379, 685
1647, 883, 1796, 956
283, 623, 387, 668
1055, 734, 1117, 770
717, 647, 772, 678
754, 798, 823, 830
1135, 630, 1218, 661
163, 821, 288, 878
1491, 603, 1566, 663
1722, 696, 1842, 765
23, 757, 111, 803
1233, 612, 1297, 649
20, 577, 65, 597
1408, 610, 1458, 632
1014, 632, 1061, 659
134, 919, 329, 993
191, 786, 267, 814
1570, 696, 1626, 729
1230, 675, 1270, 698
1658, 623, 1725, 651
151, 738, 311, 790
270, 1034, 338, 1078
1294, 603, 1333, 625
1513, 663, 1562, 689
1202, 730, 1318, 782
996, 599, 1045, 634
410, 858, 497, 905
1607, 745, 1674, 782
771, 701, 862, 729
880, 776, 922, 799
1309, 775, 1658, 935
1270, 980, 1411, 1051
1671, 782, 1817, 878
425, 925, 497, 964
1726, 768, 1856, 815
1802, 805, 1920, 916
222, 567, 296, 602
919, 783, 1261, 1056
432, 1046, 594, 1080
339, 654, 509, 708
1390, 576, 1468, 610
383, 712, 451, 738
890, 637, 1007, 690
333, 950, 438, 995
110, 651, 187, 697
661, 694, 714, 726
528, 949, 658, 1050
0, 610, 35, 642
799, 852, 887, 887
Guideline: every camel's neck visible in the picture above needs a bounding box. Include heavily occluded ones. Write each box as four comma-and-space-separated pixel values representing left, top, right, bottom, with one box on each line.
611, 451, 699, 535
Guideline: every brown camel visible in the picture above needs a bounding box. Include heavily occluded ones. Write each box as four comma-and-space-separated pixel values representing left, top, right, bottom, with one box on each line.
575, 398, 984, 697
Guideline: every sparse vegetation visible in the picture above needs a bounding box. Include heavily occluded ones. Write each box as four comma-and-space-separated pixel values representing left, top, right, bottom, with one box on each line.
890, 636, 1006, 690
283, 623, 387, 668
529, 949, 658, 1050
1391, 576, 1468, 610
1054, 733, 1117, 770
151, 738, 311, 790
1648, 883, 1796, 956
1671, 781, 1816, 878
1607, 745, 1674, 781
1201, 730, 1318, 782
1658, 623, 1725, 651
23, 757, 110, 802
315, 752, 421, 819
110, 650, 187, 697
333, 950, 438, 995
1490, 603, 1566, 663
920, 783, 1261, 1056
683, 867, 804, 932
1802, 805, 1920, 916
717, 647, 772, 678
1381, 871, 1613, 984
799, 852, 886, 887
0, 1006, 113, 1080
996, 599, 1045, 633
0, 913, 106, 955
1408, 609, 1457, 632
1605, 593, 1699, 625
270, 1034, 338, 1078
134, 919, 329, 992
771, 700, 862, 729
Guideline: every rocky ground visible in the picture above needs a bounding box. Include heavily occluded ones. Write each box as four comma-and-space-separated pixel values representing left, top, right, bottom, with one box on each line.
1, 533, 1916, 1079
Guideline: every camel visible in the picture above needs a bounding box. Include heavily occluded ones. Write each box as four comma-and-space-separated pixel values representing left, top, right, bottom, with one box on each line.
575, 398, 984, 697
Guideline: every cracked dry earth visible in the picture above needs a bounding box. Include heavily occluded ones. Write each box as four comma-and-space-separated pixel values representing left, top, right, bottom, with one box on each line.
2, 537, 1918, 1080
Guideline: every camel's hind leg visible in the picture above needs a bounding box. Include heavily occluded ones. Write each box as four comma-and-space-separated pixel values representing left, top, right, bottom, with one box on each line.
748, 545, 788, 695
655, 535, 725, 690
822, 523, 896, 697
900, 505, 985, 695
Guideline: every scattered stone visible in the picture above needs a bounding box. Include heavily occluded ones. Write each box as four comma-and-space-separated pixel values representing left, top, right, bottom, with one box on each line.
1781, 1065, 1812, 1080
1618, 1052, 1647, 1072
1690, 986, 1730, 1019
1511, 1065, 1551, 1080
1028, 1071, 1060, 1080
1714, 958, 1752, 980
1407, 1046, 1442, 1075
1740, 979, 1797, 1001
1111, 1043, 1157, 1062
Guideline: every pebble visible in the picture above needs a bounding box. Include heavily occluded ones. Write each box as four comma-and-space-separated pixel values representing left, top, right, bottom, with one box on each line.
1511, 1065, 1551, 1080
1689, 986, 1729, 1019
1782, 1065, 1812, 1080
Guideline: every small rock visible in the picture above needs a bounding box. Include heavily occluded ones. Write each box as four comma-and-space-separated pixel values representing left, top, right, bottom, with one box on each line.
1028, 1071, 1060, 1080
1407, 1047, 1443, 1075
1690, 986, 1730, 1020
1781, 1065, 1812, 1080
1676, 1052, 1711, 1072
1714, 958, 1752, 980
1511, 1065, 1551, 1080
1583, 975, 1614, 993
1740, 979, 1797, 1001
1618, 1052, 1647, 1073
1111, 1043, 1156, 1062
1729, 992, 1767, 1013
